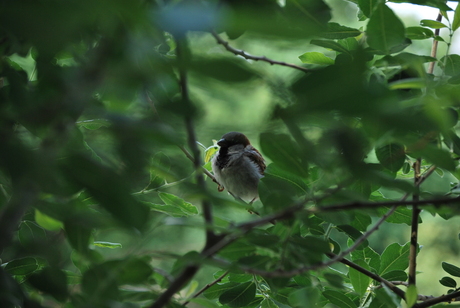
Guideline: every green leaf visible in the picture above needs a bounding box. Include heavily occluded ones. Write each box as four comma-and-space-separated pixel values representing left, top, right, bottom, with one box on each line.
439, 55, 460, 77
76, 119, 111, 130
4, 257, 39, 275
191, 56, 258, 83
357, 0, 382, 18
406, 27, 434, 40
406, 285, 417, 308
259, 133, 309, 178
440, 276, 457, 288
453, 3, 460, 31
204, 282, 239, 300
380, 242, 410, 275
388, 78, 426, 90
298, 52, 334, 65
18, 221, 47, 245
320, 22, 361, 39
442, 262, 460, 277
351, 212, 372, 231
412, 146, 456, 171
310, 39, 351, 54
28, 267, 69, 302
64, 220, 92, 254
93, 241, 122, 249
35, 209, 63, 231
381, 270, 407, 281
219, 281, 256, 307
336, 225, 368, 249
288, 287, 321, 308
375, 143, 406, 172
420, 19, 447, 29
378, 206, 413, 225
323, 290, 357, 308
367, 4, 406, 54
349, 259, 371, 296
158, 192, 198, 216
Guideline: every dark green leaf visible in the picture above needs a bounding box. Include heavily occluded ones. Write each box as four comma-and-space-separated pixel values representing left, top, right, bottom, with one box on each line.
191, 57, 258, 83
337, 225, 368, 249
367, 4, 406, 54
442, 262, 460, 277
320, 22, 361, 39
349, 259, 371, 296
219, 281, 256, 308
323, 290, 357, 308
28, 267, 69, 302
381, 270, 407, 281
440, 55, 460, 77
310, 39, 351, 54
18, 221, 47, 245
375, 143, 405, 172
440, 276, 457, 288
4, 257, 39, 276
405, 27, 434, 40
204, 282, 239, 300
64, 220, 92, 254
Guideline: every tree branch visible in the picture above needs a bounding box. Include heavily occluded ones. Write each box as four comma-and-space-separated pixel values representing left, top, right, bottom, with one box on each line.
183, 270, 229, 306
427, 12, 443, 75
413, 289, 460, 308
211, 30, 311, 73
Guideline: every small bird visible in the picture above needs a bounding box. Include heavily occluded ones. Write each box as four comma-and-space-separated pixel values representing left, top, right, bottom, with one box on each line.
211, 132, 266, 203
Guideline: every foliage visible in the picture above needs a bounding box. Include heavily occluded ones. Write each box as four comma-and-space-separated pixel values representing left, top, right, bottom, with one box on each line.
1, 0, 460, 308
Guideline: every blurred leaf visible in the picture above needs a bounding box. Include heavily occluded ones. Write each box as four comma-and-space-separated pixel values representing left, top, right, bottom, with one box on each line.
381, 270, 407, 281
406, 285, 417, 308
158, 192, 198, 216
298, 52, 334, 65
440, 55, 460, 77
324, 272, 345, 289
219, 281, 256, 308
204, 142, 219, 164
337, 225, 368, 249
35, 209, 63, 231
60, 154, 150, 230
191, 57, 258, 83
28, 267, 69, 302
76, 119, 111, 130
377, 206, 414, 225
453, 4, 460, 31
323, 290, 357, 308
412, 146, 456, 171
320, 22, 361, 39
310, 40, 351, 54
260, 133, 309, 178
219, 241, 256, 260
420, 19, 447, 29
388, 78, 426, 90
351, 212, 372, 231
367, 4, 406, 54
18, 221, 47, 245
4, 257, 38, 276
288, 287, 321, 308
204, 282, 239, 300
349, 259, 371, 296
440, 276, 457, 288
405, 27, 434, 40
93, 241, 122, 249
64, 220, 92, 254
375, 144, 406, 172
442, 262, 460, 277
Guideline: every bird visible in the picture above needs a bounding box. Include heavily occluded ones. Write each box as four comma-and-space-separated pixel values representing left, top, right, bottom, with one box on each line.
211, 132, 266, 203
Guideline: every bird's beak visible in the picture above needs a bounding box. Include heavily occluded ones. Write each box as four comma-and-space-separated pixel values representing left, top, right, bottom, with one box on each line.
217, 138, 226, 146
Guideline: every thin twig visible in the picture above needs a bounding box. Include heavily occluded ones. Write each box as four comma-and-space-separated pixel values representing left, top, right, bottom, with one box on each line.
409, 158, 422, 286
182, 270, 229, 306
211, 30, 310, 73
427, 12, 443, 74
413, 289, 460, 308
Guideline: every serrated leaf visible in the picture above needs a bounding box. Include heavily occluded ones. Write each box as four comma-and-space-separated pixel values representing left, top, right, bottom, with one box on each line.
367, 4, 406, 54
442, 262, 460, 277
158, 192, 198, 216
298, 52, 334, 65
323, 290, 357, 308
93, 241, 122, 249
219, 281, 256, 307
375, 144, 405, 172
4, 257, 39, 275
440, 276, 457, 288
349, 259, 371, 296
420, 19, 447, 29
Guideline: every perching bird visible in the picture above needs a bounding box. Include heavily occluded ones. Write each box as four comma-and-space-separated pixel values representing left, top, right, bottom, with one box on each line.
211, 132, 266, 203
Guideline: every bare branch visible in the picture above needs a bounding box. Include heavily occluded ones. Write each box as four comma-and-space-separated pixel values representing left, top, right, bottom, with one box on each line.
211, 31, 310, 73
428, 12, 443, 74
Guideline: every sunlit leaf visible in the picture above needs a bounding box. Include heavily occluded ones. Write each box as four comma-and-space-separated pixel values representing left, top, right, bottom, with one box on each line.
420, 19, 447, 29
299, 52, 334, 65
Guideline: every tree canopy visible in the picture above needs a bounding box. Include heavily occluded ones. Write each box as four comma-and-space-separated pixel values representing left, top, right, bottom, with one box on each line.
1, 0, 460, 307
